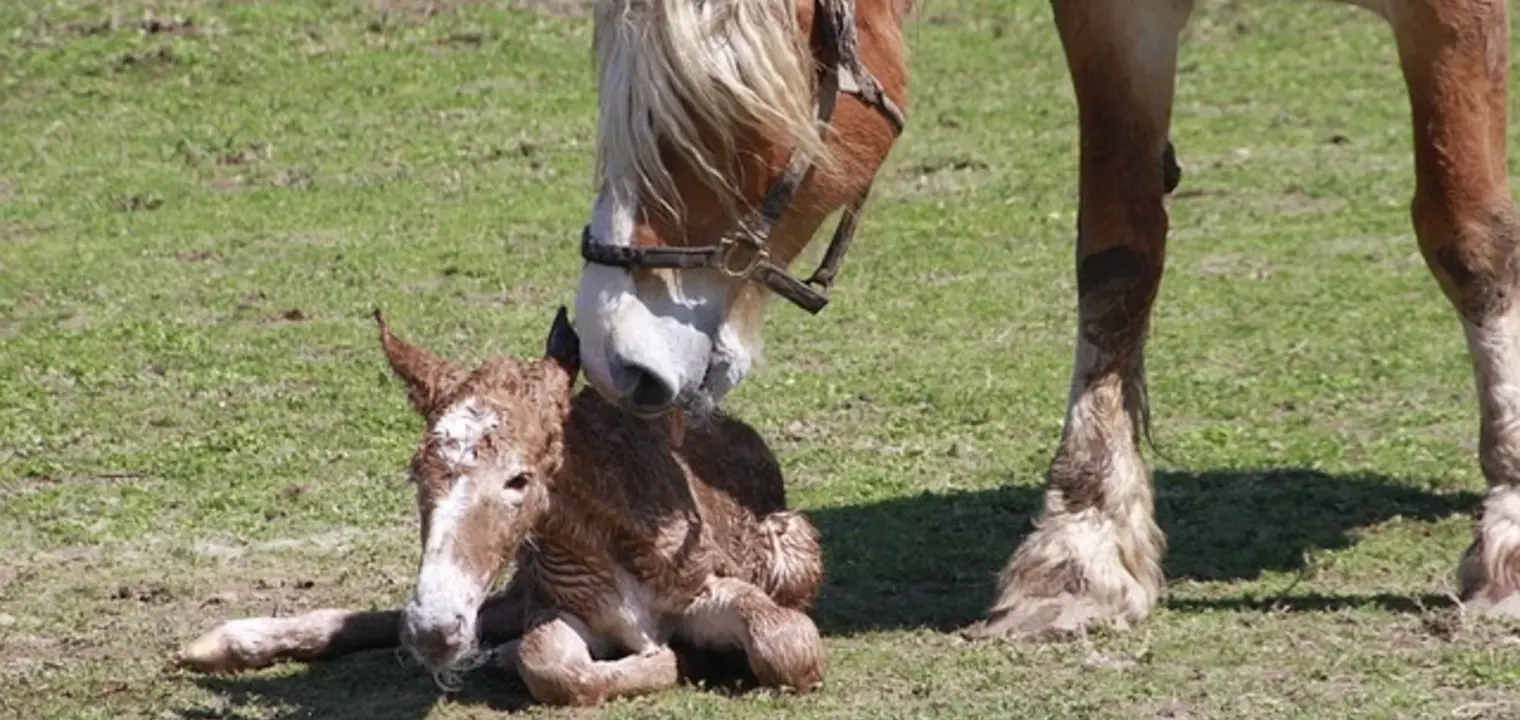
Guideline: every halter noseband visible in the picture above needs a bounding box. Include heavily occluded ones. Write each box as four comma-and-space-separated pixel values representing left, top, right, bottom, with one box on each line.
578, 0, 907, 315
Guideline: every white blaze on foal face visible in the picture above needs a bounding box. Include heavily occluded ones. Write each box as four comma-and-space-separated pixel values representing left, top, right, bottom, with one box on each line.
403, 398, 501, 668
403, 395, 548, 670
375, 307, 577, 672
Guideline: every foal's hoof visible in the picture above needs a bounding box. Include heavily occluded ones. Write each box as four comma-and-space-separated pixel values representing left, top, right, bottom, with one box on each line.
173, 619, 282, 674
175, 627, 254, 674
961, 592, 1131, 642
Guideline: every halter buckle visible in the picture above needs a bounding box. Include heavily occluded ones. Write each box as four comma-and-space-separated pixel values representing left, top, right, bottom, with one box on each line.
716, 234, 769, 279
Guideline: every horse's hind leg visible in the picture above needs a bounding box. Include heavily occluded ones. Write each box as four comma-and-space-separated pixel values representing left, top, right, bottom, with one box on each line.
1387, 0, 1520, 615
965, 0, 1193, 640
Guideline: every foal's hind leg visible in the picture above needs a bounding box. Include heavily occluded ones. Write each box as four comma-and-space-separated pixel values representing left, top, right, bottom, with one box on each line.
756, 510, 825, 611
965, 0, 1193, 640
1386, 0, 1520, 615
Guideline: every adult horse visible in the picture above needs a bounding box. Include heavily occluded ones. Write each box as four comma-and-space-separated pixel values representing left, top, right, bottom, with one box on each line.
572, 0, 1520, 638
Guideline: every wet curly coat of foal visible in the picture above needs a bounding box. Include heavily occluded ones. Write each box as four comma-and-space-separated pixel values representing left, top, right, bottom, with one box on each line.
177, 307, 827, 706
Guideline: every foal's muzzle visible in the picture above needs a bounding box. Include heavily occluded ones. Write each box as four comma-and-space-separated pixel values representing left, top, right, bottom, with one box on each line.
401, 605, 473, 670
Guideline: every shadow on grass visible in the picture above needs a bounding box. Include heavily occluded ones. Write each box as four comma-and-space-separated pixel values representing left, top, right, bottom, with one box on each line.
178, 467, 1477, 719
180, 651, 460, 720
807, 467, 1478, 635
179, 640, 762, 720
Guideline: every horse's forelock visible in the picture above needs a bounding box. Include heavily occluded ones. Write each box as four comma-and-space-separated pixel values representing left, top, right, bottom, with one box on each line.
592, 0, 830, 219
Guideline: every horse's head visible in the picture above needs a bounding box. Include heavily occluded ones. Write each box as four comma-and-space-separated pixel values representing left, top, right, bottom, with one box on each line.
574, 0, 910, 417
373, 308, 580, 673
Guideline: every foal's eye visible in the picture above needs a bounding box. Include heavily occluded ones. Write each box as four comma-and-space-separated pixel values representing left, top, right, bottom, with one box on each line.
504, 472, 531, 492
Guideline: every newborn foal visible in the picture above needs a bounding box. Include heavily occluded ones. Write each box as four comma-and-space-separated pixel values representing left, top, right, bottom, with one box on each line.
177, 308, 826, 707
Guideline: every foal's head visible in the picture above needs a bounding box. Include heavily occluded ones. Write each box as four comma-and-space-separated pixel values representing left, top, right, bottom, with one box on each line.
375, 308, 580, 672
574, 0, 911, 416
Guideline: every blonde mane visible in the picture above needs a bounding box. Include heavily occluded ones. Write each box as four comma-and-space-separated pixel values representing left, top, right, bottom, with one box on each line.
592, 0, 832, 219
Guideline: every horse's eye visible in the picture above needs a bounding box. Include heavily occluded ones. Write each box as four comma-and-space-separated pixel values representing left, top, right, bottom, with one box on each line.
505, 472, 531, 492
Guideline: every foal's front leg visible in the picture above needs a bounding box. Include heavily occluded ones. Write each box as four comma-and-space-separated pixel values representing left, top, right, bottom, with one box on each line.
177, 574, 534, 674
681, 576, 825, 692
512, 613, 679, 707
176, 608, 402, 673
966, 0, 1193, 640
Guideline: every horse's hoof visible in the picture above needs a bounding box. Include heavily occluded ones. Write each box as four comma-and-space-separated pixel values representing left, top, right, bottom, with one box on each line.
961, 592, 1132, 642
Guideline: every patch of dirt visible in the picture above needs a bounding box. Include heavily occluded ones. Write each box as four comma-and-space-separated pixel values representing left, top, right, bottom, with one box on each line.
112, 583, 175, 605
136, 12, 198, 37
1, 471, 147, 500
882, 156, 995, 198
369, 0, 477, 14
1274, 187, 1347, 217
207, 177, 248, 192
61, 16, 122, 37
455, 282, 545, 306
271, 308, 309, 324
62, 10, 198, 38
178, 249, 219, 263
1192, 253, 1273, 280
430, 28, 493, 53
116, 194, 163, 212
110, 45, 176, 73
272, 168, 314, 190
235, 289, 267, 310
510, 0, 597, 18
56, 310, 91, 332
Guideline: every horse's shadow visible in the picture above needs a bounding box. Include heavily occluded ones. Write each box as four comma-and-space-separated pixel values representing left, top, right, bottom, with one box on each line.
178, 467, 1478, 718
810, 467, 1478, 634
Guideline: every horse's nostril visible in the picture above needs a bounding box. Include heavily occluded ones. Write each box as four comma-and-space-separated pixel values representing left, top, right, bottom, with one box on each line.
611, 357, 677, 413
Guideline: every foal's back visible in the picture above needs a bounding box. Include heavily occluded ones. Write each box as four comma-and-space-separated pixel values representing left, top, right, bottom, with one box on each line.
560, 387, 787, 517
551, 388, 790, 583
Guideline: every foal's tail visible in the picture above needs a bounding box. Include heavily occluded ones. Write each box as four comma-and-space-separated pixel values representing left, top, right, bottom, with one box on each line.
175, 608, 402, 674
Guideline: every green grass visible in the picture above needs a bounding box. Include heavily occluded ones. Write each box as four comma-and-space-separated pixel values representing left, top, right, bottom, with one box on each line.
3, 0, 1519, 717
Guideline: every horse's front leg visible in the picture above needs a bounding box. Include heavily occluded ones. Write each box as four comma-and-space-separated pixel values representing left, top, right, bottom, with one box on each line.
965, 0, 1193, 640
1384, 0, 1520, 615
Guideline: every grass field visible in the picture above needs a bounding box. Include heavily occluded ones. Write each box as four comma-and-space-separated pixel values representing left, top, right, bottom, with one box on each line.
4, 0, 1520, 717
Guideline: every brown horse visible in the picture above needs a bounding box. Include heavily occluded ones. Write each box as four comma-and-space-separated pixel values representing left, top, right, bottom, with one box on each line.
571, 0, 1520, 639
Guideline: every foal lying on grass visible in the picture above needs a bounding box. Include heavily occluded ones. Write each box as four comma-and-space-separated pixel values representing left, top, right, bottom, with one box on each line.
177, 307, 827, 706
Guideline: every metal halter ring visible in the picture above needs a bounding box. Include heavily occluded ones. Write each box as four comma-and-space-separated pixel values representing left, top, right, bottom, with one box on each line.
716, 235, 769, 279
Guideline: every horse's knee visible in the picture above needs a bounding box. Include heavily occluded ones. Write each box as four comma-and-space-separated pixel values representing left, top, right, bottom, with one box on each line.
1419, 206, 1520, 322
1077, 244, 1164, 354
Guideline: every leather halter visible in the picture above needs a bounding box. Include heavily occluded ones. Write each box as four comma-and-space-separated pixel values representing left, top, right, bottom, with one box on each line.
578, 0, 907, 315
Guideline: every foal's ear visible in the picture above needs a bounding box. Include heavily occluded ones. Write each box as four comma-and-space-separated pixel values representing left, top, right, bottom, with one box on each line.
373, 308, 461, 417
544, 305, 580, 379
